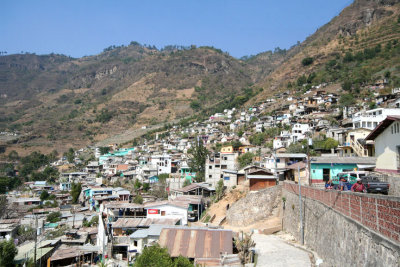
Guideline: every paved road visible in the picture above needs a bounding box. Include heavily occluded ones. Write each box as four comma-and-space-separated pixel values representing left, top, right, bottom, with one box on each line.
252, 234, 311, 267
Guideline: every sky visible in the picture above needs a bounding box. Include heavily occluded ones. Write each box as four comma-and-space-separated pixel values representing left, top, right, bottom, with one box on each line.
1, 0, 353, 58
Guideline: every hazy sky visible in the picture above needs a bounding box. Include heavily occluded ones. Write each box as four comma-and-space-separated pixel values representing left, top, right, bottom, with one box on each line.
1, 0, 353, 58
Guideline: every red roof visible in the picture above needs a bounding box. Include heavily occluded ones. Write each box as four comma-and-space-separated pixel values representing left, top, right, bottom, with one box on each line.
365, 116, 400, 140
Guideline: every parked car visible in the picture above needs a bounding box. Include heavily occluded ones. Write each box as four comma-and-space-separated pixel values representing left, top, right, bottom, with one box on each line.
362, 176, 390, 195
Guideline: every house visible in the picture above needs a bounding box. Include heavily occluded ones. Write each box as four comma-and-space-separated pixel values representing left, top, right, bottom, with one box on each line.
246, 169, 277, 191
265, 153, 307, 175
170, 183, 215, 198
352, 108, 400, 130
150, 154, 172, 174
310, 157, 376, 184
144, 201, 188, 225
158, 227, 233, 265
285, 161, 308, 185
336, 128, 374, 157
205, 153, 238, 187
365, 116, 400, 173
291, 123, 311, 142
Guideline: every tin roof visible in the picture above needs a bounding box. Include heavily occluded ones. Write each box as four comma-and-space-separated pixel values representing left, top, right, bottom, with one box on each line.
311, 157, 376, 164
112, 217, 180, 228
158, 227, 233, 259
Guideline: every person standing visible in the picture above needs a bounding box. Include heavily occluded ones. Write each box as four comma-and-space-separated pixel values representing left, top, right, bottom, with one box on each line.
339, 177, 348, 191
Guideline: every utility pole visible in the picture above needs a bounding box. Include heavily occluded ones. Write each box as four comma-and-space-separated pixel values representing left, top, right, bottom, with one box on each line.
34, 215, 38, 266
298, 165, 304, 245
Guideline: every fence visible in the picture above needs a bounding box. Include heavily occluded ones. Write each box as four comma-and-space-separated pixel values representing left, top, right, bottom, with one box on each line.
283, 181, 400, 244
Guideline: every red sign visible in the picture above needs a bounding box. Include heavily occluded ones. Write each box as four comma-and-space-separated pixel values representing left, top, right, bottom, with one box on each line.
148, 209, 160, 214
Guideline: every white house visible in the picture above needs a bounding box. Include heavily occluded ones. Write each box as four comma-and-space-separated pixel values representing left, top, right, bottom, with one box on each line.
291, 123, 311, 142
144, 202, 188, 225
352, 108, 400, 130
150, 154, 171, 174
365, 116, 400, 173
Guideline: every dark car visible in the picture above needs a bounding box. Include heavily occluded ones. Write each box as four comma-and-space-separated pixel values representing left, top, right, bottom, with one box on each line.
362, 176, 390, 195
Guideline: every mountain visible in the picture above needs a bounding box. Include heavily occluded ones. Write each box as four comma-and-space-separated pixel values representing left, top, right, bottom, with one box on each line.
252, 0, 400, 101
0, 44, 286, 155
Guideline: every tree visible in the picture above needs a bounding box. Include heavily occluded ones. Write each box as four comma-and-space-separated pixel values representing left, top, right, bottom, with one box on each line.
301, 57, 314, 66
134, 245, 193, 267
134, 179, 142, 191
0, 240, 18, 267
183, 179, 191, 187
64, 148, 75, 163
341, 80, 352, 91
187, 138, 208, 182
99, 147, 110, 155
71, 182, 82, 203
173, 256, 193, 267
7, 150, 19, 161
339, 94, 356, 107
134, 245, 173, 267
215, 179, 225, 202
133, 195, 143, 204
47, 211, 61, 223
0, 195, 7, 219
237, 153, 255, 168
40, 190, 50, 201
142, 183, 150, 192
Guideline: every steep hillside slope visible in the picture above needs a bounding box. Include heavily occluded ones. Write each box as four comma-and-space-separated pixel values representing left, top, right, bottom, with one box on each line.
0, 44, 284, 155
253, 0, 400, 101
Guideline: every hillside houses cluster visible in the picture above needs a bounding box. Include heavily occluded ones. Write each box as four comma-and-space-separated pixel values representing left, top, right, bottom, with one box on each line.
1, 85, 400, 266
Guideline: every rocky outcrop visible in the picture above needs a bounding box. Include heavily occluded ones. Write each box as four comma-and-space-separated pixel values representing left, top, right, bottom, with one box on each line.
226, 185, 282, 227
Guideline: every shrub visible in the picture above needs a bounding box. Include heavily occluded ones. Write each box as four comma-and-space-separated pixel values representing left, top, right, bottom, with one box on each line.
301, 57, 314, 66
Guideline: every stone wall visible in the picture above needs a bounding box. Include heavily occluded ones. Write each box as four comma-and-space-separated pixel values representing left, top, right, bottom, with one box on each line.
387, 175, 400, 196
283, 182, 400, 267
226, 185, 281, 227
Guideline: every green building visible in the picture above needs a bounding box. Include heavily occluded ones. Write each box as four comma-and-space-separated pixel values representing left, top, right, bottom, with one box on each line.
310, 157, 376, 184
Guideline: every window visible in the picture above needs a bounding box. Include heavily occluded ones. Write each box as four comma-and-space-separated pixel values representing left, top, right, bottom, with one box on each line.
209, 175, 212, 178
313, 170, 315, 173
221, 165, 227, 169
367, 122, 372, 128
223, 157, 228, 160
215, 165, 220, 168
134, 241, 138, 246
209, 166, 212, 169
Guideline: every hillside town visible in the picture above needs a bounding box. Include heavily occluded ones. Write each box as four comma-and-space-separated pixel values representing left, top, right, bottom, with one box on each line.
0, 83, 400, 266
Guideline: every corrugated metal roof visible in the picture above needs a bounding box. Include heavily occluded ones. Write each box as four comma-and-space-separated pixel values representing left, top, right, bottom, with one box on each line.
159, 227, 233, 259
112, 218, 179, 228
311, 157, 376, 164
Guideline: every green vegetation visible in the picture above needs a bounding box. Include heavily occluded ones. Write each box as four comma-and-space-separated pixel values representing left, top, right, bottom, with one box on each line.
71, 182, 82, 203
83, 216, 99, 227
237, 152, 255, 168
95, 108, 113, 123
214, 179, 225, 202
133, 194, 144, 204
0, 240, 18, 267
99, 147, 110, 155
187, 139, 208, 182
134, 244, 193, 267
301, 57, 314, 66
47, 211, 61, 223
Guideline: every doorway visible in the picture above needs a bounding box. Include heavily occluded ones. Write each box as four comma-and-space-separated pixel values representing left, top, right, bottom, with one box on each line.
323, 169, 330, 182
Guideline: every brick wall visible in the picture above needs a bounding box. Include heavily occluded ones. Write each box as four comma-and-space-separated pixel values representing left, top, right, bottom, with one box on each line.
283, 182, 400, 244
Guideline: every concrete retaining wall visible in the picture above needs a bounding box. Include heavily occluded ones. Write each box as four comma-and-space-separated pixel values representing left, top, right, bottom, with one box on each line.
283, 182, 400, 266
226, 185, 281, 227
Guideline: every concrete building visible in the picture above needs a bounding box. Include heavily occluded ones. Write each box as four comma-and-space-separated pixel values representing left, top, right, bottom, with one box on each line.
205, 153, 238, 187
150, 154, 171, 174
352, 108, 400, 130
291, 123, 311, 142
144, 201, 188, 225
365, 116, 400, 173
